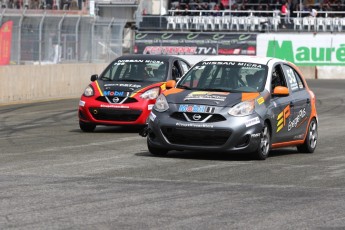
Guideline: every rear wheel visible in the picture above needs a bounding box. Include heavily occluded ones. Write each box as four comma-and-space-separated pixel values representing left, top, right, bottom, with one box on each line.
297, 118, 317, 153
79, 121, 96, 132
253, 123, 271, 160
147, 139, 168, 156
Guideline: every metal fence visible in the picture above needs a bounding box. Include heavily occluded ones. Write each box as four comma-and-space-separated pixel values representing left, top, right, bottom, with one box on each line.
0, 9, 126, 64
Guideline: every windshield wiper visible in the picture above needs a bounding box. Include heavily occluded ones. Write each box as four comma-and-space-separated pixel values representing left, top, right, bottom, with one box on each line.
121, 79, 142, 82
199, 88, 243, 93
100, 77, 112, 81
199, 88, 231, 92
176, 85, 192, 90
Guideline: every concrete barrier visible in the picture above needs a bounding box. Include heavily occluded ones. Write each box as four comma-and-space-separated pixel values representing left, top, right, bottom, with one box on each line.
0, 63, 108, 105
299, 66, 316, 79
0, 62, 344, 105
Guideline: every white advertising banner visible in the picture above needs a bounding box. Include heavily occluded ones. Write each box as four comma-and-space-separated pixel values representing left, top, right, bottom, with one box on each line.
257, 33, 345, 66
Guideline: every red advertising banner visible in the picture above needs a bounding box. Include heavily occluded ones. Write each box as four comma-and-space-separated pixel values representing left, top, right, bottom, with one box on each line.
0, 21, 13, 65
134, 33, 257, 56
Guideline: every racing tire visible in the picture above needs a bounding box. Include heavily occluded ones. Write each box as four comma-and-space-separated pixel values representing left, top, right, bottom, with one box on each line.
253, 123, 271, 160
297, 118, 318, 153
79, 121, 96, 132
147, 139, 168, 156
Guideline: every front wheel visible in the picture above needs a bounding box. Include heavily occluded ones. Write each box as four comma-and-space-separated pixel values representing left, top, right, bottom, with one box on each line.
79, 121, 96, 132
297, 118, 318, 153
253, 123, 271, 160
147, 139, 168, 156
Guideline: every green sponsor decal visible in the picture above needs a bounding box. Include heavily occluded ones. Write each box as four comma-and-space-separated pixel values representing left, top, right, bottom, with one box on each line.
212, 34, 225, 41
266, 40, 345, 66
187, 33, 199, 40
239, 34, 252, 41
161, 33, 173, 40
135, 33, 148, 39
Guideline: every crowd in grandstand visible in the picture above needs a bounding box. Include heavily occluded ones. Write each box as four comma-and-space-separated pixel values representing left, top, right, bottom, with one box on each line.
168, 0, 345, 17
2, 0, 345, 19
1, 0, 83, 10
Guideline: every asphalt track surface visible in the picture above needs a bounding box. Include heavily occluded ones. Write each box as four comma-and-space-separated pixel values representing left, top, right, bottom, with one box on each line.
0, 79, 345, 229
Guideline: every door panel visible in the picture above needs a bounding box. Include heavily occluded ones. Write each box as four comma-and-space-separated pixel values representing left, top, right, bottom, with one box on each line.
282, 64, 311, 140
269, 63, 295, 143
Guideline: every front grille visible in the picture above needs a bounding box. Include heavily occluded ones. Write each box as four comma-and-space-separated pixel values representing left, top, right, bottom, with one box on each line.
170, 112, 226, 123
161, 127, 231, 146
89, 108, 142, 121
96, 96, 138, 104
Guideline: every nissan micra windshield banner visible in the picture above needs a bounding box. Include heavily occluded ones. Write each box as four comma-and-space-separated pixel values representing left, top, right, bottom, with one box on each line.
134, 33, 257, 55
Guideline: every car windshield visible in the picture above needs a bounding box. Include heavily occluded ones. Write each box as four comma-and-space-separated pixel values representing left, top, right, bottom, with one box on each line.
177, 61, 268, 92
99, 59, 168, 82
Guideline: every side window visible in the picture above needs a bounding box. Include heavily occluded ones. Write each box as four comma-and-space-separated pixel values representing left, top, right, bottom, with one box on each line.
271, 64, 287, 92
282, 64, 305, 92
295, 72, 305, 90
172, 61, 183, 81
179, 60, 190, 74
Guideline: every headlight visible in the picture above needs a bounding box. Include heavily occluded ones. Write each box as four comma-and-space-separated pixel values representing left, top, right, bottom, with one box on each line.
140, 87, 160, 100
228, 100, 255, 116
83, 85, 94, 97
153, 94, 169, 112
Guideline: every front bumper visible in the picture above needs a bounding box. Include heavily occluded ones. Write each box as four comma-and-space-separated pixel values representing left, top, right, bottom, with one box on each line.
78, 98, 155, 125
148, 109, 264, 153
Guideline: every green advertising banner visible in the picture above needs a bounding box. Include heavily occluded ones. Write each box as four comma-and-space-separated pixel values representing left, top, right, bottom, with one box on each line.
257, 34, 345, 66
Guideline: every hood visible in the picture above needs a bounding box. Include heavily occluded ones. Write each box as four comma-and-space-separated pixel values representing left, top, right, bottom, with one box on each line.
96, 80, 163, 96
165, 89, 260, 107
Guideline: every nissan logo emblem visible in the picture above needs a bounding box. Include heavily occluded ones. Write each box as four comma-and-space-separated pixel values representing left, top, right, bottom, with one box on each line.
113, 97, 120, 103
193, 114, 202, 121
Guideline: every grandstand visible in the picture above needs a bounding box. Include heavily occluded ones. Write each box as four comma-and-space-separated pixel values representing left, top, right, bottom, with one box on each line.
137, 0, 345, 32
1, 0, 345, 32
1, 0, 345, 63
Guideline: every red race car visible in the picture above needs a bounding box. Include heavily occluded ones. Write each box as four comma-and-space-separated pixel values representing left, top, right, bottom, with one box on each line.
78, 55, 191, 132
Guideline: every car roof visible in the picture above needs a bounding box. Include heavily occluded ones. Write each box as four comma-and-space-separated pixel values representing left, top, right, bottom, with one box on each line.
116, 54, 182, 62
199, 55, 281, 65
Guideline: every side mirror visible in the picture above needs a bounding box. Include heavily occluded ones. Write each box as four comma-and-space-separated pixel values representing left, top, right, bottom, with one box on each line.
272, 86, 289, 97
90, 74, 98, 82
166, 80, 176, 89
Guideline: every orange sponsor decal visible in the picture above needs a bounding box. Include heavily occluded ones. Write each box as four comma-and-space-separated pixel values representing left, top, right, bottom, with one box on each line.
276, 105, 290, 132
242, 93, 260, 102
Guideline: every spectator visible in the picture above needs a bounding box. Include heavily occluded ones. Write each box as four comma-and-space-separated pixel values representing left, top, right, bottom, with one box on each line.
201, 2, 210, 15
273, 0, 282, 10
213, 4, 221, 16
219, 2, 225, 10
69, 0, 78, 10
239, 2, 248, 16
183, 3, 191, 15
281, 1, 290, 27
30, 0, 39, 9
310, 7, 318, 17
161, 4, 167, 15
174, 4, 182, 16
334, 0, 344, 11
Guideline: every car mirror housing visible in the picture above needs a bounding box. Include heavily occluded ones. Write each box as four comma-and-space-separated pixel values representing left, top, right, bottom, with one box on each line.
90, 74, 98, 82
166, 80, 176, 89
272, 86, 289, 97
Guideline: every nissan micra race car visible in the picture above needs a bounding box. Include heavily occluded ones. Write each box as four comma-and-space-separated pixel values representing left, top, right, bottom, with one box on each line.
78, 55, 191, 132
144, 56, 318, 160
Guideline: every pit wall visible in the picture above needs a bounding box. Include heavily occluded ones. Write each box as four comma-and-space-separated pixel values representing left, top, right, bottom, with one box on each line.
0, 62, 342, 105
0, 63, 108, 105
